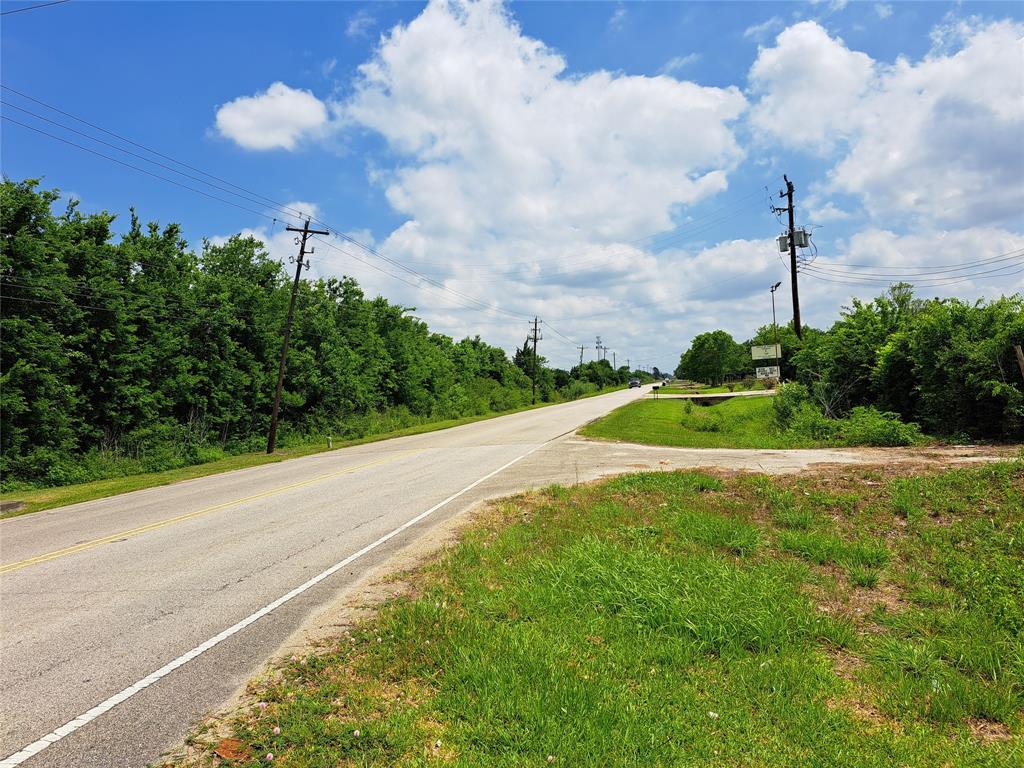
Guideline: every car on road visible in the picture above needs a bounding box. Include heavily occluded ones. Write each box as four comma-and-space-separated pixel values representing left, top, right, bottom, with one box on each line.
628, 378, 641, 388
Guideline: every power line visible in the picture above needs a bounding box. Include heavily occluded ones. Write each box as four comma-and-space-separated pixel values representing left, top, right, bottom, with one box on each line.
540, 320, 578, 348
1, 115, 278, 222
0, 89, 522, 317
1, 0, 70, 16
1, 107, 526, 321
802, 248, 1024, 279
1, 85, 307, 219
0, 100, 310, 220
798, 259, 1024, 286
801, 264, 1024, 289
309, 236, 529, 318
812, 247, 1024, 271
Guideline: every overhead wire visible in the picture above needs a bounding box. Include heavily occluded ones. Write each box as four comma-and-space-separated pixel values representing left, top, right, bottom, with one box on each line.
0, 115, 281, 223
801, 247, 1024, 278
1, 85, 309, 219
0, 0, 70, 16
801, 259, 1024, 287
0, 99, 312, 221
0, 101, 527, 320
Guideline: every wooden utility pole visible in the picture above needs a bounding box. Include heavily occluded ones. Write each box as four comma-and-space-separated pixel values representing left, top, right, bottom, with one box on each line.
267, 219, 329, 454
774, 176, 802, 339
1015, 345, 1024, 382
577, 344, 586, 370
529, 317, 542, 404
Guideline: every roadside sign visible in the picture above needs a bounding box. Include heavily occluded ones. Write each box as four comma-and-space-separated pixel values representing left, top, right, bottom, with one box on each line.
751, 344, 781, 360
756, 366, 781, 380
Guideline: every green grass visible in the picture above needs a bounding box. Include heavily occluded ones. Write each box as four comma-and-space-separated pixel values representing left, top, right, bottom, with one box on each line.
580, 396, 827, 449
0, 386, 627, 519
658, 384, 770, 395
169, 461, 1024, 767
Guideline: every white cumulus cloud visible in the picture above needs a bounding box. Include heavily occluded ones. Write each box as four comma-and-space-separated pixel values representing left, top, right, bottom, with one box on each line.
331, 0, 751, 362
749, 19, 1024, 227
215, 82, 330, 151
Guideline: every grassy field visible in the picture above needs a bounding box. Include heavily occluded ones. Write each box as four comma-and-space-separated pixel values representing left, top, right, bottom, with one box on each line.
0, 387, 627, 519
580, 396, 823, 449
168, 461, 1023, 767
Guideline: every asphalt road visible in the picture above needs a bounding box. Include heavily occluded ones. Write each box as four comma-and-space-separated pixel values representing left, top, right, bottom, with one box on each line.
0, 386, 648, 768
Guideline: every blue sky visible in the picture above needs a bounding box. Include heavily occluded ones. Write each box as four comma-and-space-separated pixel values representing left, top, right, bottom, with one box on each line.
3, 0, 1022, 370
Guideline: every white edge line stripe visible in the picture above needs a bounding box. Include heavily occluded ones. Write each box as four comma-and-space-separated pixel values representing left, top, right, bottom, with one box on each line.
0, 442, 544, 768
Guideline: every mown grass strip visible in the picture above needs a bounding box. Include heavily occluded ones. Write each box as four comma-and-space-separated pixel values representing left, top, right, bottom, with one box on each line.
580, 396, 826, 449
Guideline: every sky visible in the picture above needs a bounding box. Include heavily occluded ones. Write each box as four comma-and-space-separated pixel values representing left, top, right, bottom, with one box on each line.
2, 0, 1022, 372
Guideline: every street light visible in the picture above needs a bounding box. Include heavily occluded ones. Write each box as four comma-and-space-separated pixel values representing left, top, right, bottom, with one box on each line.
770, 281, 782, 380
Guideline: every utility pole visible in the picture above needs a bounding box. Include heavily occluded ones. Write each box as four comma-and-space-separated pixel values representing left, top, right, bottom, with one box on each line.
577, 344, 586, 370
1014, 345, 1024, 382
626, 358, 630, 371
595, 336, 603, 361
267, 219, 329, 454
770, 281, 782, 376
773, 175, 802, 339
612, 351, 616, 369
529, 317, 542, 405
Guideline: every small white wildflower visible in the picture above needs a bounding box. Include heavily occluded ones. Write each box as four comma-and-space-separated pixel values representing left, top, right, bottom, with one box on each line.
353, 729, 361, 737
708, 711, 719, 719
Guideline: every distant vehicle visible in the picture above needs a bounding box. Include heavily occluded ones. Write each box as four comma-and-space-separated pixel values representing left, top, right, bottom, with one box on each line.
628, 378, 641, 388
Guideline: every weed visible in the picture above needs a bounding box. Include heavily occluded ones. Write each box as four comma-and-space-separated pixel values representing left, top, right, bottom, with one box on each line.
849, 566, 880, 589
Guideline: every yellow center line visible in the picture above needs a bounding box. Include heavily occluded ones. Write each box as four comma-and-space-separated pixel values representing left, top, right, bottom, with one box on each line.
0, 449, 422, 576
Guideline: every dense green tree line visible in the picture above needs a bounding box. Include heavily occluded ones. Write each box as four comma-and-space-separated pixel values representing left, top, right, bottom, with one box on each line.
0, 180, 644, 488
674, 284, 1024, 440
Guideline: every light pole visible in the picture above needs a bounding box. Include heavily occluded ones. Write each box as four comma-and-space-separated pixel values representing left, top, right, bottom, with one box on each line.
770, 281, 782, 380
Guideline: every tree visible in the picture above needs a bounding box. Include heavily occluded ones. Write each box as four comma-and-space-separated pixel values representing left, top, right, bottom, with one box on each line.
675, 330, 747, 385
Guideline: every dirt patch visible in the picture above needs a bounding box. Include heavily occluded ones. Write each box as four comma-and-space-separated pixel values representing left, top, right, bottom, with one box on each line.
826, 692, 899, 731
847, 580, 907, 620
966, 717, 1013, 743
825, 650, 902, 732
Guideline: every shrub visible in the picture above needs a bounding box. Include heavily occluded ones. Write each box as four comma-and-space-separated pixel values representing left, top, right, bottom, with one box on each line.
691, 413, 723, 432
772, 382, 810, 429
840, 407, 924, 447
789, 403, 839, 441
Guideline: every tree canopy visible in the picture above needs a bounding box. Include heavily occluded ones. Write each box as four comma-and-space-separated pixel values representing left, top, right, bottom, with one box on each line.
0, 180, 649, 487
673, 283, 1023, 440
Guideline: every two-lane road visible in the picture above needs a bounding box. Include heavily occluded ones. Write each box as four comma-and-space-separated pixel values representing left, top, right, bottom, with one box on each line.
0, 386, 646, 767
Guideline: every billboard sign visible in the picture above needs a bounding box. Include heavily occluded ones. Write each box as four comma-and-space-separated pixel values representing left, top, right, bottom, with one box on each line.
756, 366, 781, 380
751, 344, 781, 360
